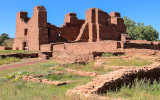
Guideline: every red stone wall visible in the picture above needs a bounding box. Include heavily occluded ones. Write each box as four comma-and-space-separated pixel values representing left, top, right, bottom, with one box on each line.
60, 13, 85, 41
52, 41, 121, 62
75, 8, 126, 42
13, 6, 48, 51
123, 40, 160, 50
40, 44, 52, 52
53, 41, 120, 53
0, 46, 12, 50
13, 6, 126, 52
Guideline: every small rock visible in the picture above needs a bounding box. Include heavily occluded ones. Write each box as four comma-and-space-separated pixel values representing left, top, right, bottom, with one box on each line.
47, 73, 52, 76
50, 67, 55, 70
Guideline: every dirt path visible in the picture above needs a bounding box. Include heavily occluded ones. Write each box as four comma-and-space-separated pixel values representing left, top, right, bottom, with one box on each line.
0, 59, 50, 71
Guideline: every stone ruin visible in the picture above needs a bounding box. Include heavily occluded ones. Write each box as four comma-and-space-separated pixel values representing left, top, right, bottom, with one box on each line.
10, 5, 160, 99
12, 5, 160, 62
0, 46, 12, 50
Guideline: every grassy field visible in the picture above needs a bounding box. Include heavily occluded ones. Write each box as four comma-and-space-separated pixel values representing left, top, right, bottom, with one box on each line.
0, 54, 157, 100
0, 61, 92, 100
0, 57, 20, 66
104, 57, 152, 66
60, 61, 113, 74
0, 50, 36, 54
106, 79, 160, 100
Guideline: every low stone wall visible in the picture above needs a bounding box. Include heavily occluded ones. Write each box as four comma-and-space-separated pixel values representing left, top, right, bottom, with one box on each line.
0, 53, 38, 59
52, 41, 123, 63
40, 42, 65, 52
41, 52, 52, 57
123, 40, 160, 50
53, 51, 94, 63
66, 63, 160, 98
0, 46, 12, 50
53, 41, 120, 53
40, 44, 53, 52
124, 49, 160, 56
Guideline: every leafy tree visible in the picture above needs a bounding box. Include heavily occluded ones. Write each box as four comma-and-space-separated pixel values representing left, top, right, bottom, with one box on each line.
123, 16, 159, 41
0, 33, 10, 45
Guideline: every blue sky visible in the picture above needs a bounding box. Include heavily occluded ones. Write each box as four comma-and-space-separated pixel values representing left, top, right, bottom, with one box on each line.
0, 0, 159, 38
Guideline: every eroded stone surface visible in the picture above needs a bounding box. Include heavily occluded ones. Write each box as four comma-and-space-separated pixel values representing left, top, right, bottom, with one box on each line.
53, 68, 100, 77
65, 68, 100, 76
22, 75, 76, 86
66, 63, 160, 98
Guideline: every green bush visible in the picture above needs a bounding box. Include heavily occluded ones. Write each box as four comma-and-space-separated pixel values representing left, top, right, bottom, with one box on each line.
123, 16, 159, 41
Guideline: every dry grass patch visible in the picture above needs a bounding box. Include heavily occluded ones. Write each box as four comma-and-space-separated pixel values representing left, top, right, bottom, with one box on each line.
61, 62, 113, 74
0, 57, 20, 66
104, 57, 152, 66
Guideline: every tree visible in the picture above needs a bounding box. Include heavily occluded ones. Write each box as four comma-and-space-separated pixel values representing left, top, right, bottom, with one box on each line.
0, 33, 10, 45
123, 16, 159, 41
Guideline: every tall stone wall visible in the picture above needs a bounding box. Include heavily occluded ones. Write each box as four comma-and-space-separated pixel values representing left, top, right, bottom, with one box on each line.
60, 13, 85, 41
13, 6, 127, 52
76, 8, 126, 42
13, 6, 48, 51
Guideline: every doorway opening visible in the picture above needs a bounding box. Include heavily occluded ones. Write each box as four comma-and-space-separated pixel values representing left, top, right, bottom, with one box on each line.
22, 42, 28, 50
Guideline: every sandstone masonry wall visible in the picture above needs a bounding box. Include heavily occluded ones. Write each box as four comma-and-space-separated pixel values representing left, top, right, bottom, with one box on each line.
52, 41, 122, 63
0, 46, 12, 50
13, 6, 127, 52
66, 63, 160, 98
123, 40, 160, 50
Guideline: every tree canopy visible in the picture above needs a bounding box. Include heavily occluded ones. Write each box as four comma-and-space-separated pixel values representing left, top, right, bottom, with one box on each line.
123, 16, 159, 41
0, 33, 10, 45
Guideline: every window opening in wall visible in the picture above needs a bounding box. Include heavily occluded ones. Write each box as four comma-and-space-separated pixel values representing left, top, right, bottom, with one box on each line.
24, 29, 28, 36
48, 29, 51, 38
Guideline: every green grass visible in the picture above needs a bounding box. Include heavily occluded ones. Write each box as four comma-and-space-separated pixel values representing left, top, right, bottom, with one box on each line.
106, 79, 160, 100
101, 53, 126, 57
0, 61, 92, 100
0, 61, 57, 77
60, 61, 113, 74
45, 73, 92, 81
0, 57, 20, 66
0, 50, 36, 54
101, 53, 114, 57
0, 79, 91, 100
104, 57, 152, 66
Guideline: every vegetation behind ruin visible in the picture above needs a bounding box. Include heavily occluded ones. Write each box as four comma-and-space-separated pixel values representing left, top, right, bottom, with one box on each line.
123, 16, 159, 41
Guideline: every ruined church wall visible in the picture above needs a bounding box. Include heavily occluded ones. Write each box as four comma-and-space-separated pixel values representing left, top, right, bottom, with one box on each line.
13, 6, 48, 51
60, 20, 85, 41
